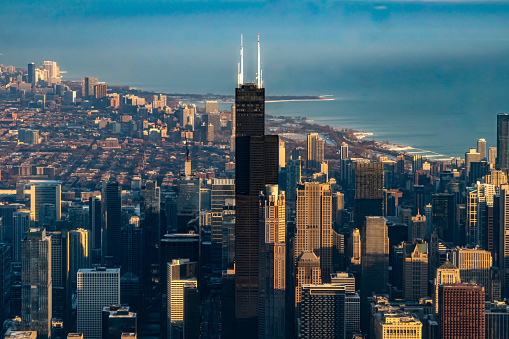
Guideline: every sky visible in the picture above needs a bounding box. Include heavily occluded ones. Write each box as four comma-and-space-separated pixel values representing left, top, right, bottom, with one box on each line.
2, 1, 509, 95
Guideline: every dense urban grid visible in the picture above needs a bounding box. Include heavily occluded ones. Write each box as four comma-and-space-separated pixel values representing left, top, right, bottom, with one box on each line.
0, 36, 508, 339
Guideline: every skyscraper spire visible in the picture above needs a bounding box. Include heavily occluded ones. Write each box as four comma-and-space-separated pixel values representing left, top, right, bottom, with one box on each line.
238, 34, 244, 88
257, 33, 261, 88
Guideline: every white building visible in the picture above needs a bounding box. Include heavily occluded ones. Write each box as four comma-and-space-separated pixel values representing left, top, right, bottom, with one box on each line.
77, 267, 120, 339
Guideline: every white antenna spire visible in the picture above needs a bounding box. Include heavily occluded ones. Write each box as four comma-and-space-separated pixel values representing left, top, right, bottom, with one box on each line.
260, 62, 263, 88
238, 34, 244, 88
257, 34, 261, 88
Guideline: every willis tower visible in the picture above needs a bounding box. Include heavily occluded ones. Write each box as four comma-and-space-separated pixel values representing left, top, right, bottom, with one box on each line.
234, 34, 279, 337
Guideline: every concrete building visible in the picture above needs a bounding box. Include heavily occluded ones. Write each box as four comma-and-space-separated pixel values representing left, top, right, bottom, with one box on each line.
29, 181, 61, 222
258, 185, 285, 339
77, 267, 120, 339
374, 310, 422, 339
69, 229, 91, 289
452, 247, 492, 293
167, 259, 197, 339
21, 228, 52, 339
439, 284, 485, 339
306, 133, 324, 169
299, 284, 345, 339
403, 241, 428, 301
434, 260, 461, 314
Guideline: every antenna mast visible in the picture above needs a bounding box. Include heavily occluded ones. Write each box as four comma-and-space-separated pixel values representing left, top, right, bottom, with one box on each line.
238, 34, 244, 88
257, 34, 261, 88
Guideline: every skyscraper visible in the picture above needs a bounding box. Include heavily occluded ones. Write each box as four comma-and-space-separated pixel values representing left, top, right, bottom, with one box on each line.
88, 197, 101, 262
28, 63, 35, 84
299, 284, 346, 339
234, 35, 278, 336
306, 133, 325, 169
167, 259, 197, 339
452, 247, 492, 292
69, 229, 91, 290
77, 267, 120, 339
294, 182, 333, 305
403, 241, 428, 301
498, 113, 509, 172
374, 310, 422, 339
0, 243, 12, 327
258, 185, 285, 339
478, 138, 487, 160
431, 193, 456, 243
439, 284, 485, 339
102, 180, 122, 265
434, 260, 461, 314
29, 181, 61, 222
354, 163, 384, 229
120, 221, 143, 310
13, 209, 30, 262
361, 216, 389, 295
210, 179, 235, 271
140, 181, 160, 296
21, 228, 52, 339
501, 184, 509, 298
81, 77, 98, 99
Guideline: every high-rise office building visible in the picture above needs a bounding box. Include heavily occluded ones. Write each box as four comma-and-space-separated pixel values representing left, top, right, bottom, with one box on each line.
478, 138, 487, 160
13, 209, 30, 262
28, 63, 35, 84
77, 267, 120, 339
284, 159, 301, 203
434, 260, 461, 314
81, 77, 98, 99
183, 284, 200, 339
361, 217, 389, 295
167, 259, 197, 339
69, 229, 91, 290
403, 241, 428, 301
258, 185, 285, 339
340, 142, 349, 160
412, 155, 423, 173
93, 84, 107, 99
439, 284, 485, 339
120, 221, 143, 310
21, 228, 52, 338
306, 133, 325, 169
0, 243, 12, 327
410, 213, 427, 241
294, 182, 333, 306
331, 272, 360, 336
29, 181, 61, 222
88, 197, 101, 262
299, 284, 346, 339
374, 310, 422, 339
431, 193, 456, 243
47, 230, 70, 330
140, 181, 160, 296
497, 113, 509, 172
176, 175, 201, 233
205, 100, 219, 113
501, 184, 509, 298
466, 148, 481, 183
350, 228, 361, 267
102, 180, 122, 265
160, 233, 199, 288
485, 301, 509, 339
101, 305, 137, 339
210, 179, 235, 271
354, 163, 384, 229
234, 36, 279, 336
452, 247, 492, 292
489, 147, 498, 169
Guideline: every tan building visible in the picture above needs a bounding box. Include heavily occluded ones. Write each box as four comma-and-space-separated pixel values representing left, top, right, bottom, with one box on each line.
374, 310, 422, 339
350, 228, 361, 267
403, 241, 428, 301
258, 185, 286, 339
306, 133, 324, 169
410, 214, 426, 241
294, 182, 332, 305
278, 140, 285, 168
295, 251, 321, 307
434, 260, 461, 313
451, 247, 492, 291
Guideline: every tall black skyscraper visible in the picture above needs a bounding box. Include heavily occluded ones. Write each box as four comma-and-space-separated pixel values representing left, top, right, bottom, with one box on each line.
27, 63, 35, 84
234, 35, 278, 338
102, 180, 122, 265
140, 181, 160, 298
354, 162, 384, 229
497, 113, 509, 172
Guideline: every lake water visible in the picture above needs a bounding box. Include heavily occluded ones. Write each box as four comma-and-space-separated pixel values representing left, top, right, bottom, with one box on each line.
2, 1, 509, 158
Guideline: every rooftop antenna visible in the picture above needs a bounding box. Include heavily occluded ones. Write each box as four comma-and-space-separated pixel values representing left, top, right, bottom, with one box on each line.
257, 34, 261, 88
238, 34, 244, 88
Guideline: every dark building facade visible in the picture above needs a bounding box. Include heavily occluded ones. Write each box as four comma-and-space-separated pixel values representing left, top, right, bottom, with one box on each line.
432, 193, 456, 244
234, 82, 278, 336
102, 180, 122, 265
497, 113, 509, 172
354, 163, 384, 229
